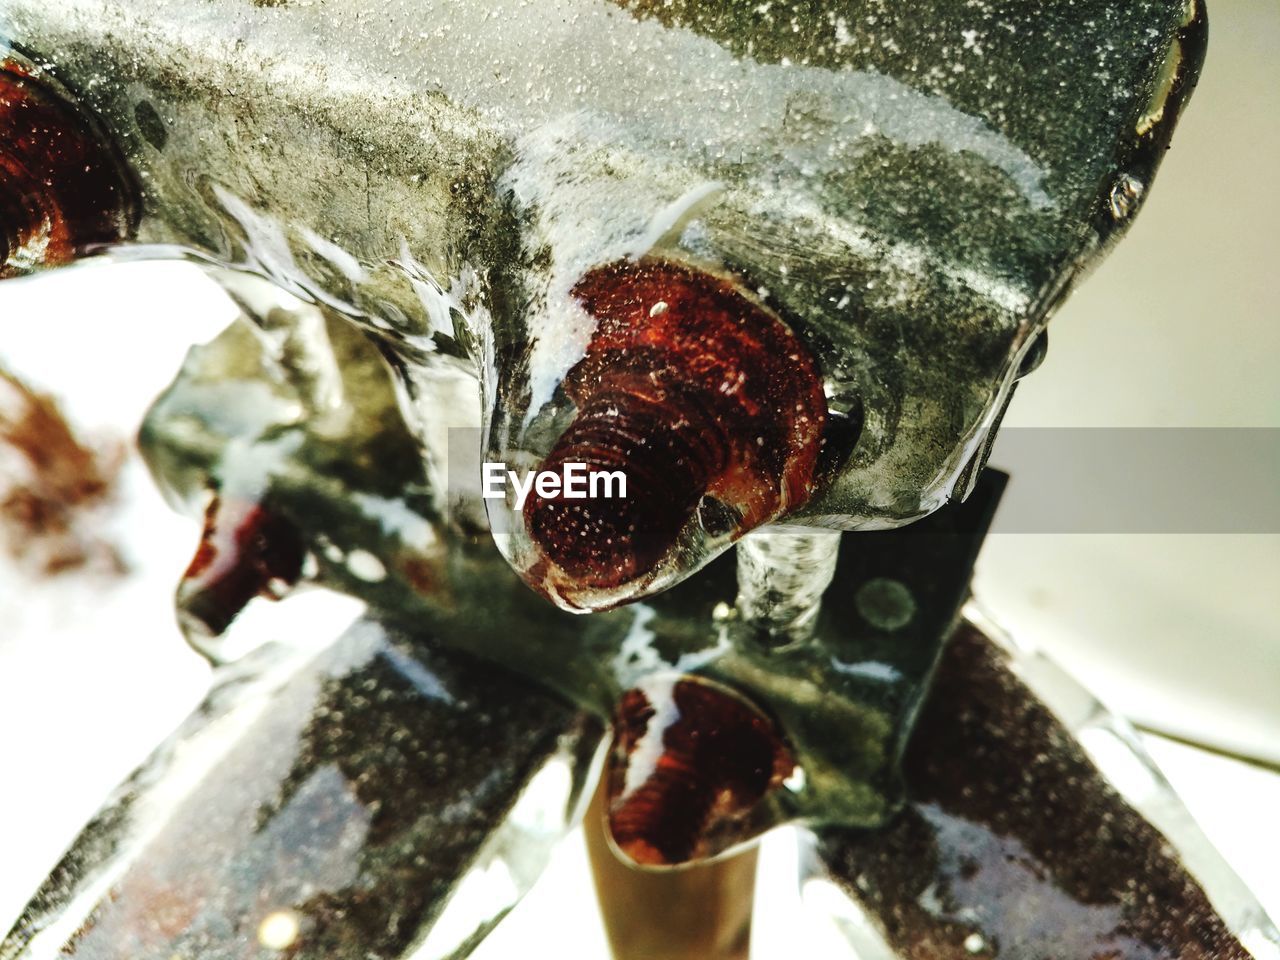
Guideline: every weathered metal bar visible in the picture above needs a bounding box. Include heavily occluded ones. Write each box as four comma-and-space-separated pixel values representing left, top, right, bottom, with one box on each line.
0, 619, 602, 960
804, 614, 1280, 960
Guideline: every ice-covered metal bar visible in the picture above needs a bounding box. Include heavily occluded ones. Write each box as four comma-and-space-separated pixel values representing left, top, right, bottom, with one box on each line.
0, 0, 1208, 610
137, 300, 1010, 869
0, 619, 601, 960
802, 611, 1280, 960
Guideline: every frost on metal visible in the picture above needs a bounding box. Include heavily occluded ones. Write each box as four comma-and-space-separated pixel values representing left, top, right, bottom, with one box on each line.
0, 0, 1205, 605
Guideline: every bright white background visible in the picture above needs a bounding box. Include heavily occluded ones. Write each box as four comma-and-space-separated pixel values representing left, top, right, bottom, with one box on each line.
1, 0, 1276, 955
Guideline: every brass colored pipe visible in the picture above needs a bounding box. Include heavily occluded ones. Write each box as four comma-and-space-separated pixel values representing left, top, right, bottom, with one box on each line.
585, 775, 758, 960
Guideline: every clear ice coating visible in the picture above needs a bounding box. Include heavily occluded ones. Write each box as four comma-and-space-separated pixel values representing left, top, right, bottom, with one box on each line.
2, 297, 1019, 958
135, 293, 1004, 851
0, 0, 1206, 609
4, 1, 1270, 958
